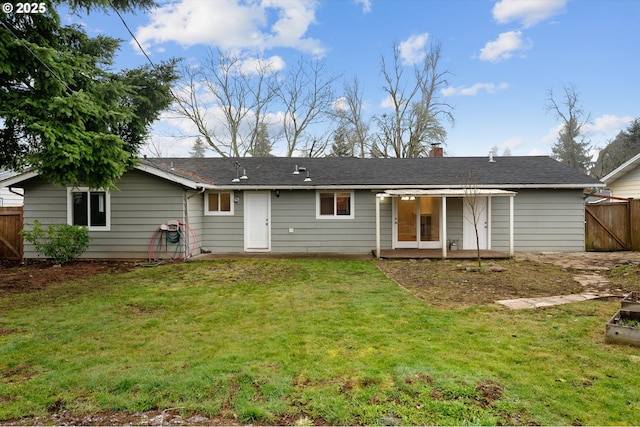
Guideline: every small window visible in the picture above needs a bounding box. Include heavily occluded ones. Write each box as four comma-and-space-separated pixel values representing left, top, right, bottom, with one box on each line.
205, 191, 234, 215
316, 191, 354, 219
67, 188, 110, 231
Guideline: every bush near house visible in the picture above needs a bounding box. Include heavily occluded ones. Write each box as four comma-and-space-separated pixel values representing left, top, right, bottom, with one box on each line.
21, 220, 90, 264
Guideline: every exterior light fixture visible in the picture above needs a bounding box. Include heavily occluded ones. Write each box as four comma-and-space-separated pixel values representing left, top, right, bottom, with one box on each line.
232, 161, 241, 182
304, 171, 312, 182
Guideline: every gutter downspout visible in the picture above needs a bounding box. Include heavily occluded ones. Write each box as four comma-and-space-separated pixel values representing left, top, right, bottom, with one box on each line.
183, 187, 205, 259
8, 187, 24, 199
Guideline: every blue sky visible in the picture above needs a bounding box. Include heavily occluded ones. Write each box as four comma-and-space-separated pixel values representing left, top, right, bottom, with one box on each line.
67, 0, 639, 158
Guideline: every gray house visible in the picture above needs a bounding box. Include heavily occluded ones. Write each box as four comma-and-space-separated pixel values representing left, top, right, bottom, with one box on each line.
0, 155, 603, 260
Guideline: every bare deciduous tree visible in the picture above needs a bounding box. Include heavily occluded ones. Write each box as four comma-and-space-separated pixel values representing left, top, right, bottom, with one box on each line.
173, 49, 278, 157
333, 76, 370, 158
464, 172, 487, 268
277, 57, 341, 157
375, 40, 453, 158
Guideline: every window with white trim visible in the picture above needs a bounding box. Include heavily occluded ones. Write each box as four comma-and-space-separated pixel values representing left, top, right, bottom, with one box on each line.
67, 188, 110, 231
205, 191, 234, 215
316, 191, 354, 219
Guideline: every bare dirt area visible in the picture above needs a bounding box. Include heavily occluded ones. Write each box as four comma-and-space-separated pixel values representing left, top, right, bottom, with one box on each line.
376, 251, 640, 309
0, 259, 138, 294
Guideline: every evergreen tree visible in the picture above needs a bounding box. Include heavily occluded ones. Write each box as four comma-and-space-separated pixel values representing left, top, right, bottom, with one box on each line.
189, 137, 207, 158
250, 123, 273, 157
0, 0, 179, 189
329, 122, 353, 157
546, 84, 592, 174
592, 118, 640, 178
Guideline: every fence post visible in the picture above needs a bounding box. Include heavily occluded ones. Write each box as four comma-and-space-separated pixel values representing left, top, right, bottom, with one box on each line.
630, 199, 640, 251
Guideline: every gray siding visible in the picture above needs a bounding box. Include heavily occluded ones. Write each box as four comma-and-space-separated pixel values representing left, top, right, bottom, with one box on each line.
491, 189, 586, 252
199, 191, 244, 252
23, 171, 187, 259
271, 190, 390, 254
199, 189, 392, 254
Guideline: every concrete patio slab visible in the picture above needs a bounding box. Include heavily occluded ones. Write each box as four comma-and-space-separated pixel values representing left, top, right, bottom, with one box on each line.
497, 293, 616, 310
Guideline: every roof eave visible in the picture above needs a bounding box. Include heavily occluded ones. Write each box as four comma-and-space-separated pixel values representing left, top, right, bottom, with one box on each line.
204, 183, 603, 190
0, 170, 39, 187
601, 152, 640, 184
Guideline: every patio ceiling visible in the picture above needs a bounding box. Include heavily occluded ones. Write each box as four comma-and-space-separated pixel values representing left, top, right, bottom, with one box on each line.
380, 189, 517, 197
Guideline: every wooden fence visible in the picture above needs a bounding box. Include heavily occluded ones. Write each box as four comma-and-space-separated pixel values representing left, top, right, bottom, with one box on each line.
0, 207, 23, 260
585, 200, 640, 251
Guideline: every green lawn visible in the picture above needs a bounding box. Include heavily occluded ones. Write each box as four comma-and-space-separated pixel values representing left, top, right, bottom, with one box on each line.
1, 259, 640, 425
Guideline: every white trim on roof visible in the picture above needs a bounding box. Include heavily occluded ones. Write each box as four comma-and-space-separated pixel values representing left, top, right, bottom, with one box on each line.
0, 165, 205, 190
0, 170, 39, 187
208, 183, 600, 191
601, 152, 640, 185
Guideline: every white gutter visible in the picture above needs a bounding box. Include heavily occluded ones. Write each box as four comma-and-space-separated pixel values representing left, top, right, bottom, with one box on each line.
207, 183, 603, 191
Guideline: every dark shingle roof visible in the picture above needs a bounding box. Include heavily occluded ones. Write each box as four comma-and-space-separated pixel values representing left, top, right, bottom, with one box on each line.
141, 156, 602, 189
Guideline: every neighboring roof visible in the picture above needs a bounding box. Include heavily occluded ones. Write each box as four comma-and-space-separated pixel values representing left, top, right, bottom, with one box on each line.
0, 156, 603, 190
601, 152, 640, 185
144, 156, 603, 190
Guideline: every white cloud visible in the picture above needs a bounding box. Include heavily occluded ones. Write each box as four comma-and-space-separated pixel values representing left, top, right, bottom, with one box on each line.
237, 55, 286, 75
542, 123, 564, 145
379, 94, 395, 109
541, 115, 632, 147
354, 0, 372, 14
492, 0, 568, 28
399, 33, 429, 65
333, 96, 349, 114
503, 137, 525, 151
442, 82, 509, 97
479, 30, 530, 63
583, 114, 633, 135
135, 0, 325, 56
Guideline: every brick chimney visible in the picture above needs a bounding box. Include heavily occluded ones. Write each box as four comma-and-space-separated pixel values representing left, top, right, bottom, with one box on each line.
429, 144, 443, 157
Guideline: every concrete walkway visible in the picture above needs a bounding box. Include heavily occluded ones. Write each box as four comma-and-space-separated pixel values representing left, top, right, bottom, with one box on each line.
497, 293, 609, 310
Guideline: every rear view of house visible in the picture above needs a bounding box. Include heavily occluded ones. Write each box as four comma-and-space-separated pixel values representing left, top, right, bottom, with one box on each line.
0, 155, 603, 260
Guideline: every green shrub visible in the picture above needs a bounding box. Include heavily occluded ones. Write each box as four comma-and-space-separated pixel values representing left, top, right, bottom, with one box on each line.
21, 220, 90, 264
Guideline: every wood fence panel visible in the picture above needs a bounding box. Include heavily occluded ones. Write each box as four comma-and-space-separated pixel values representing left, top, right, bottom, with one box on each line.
0, 207, 23, 260
630, 199, 640, 251
585, 203, 630, 251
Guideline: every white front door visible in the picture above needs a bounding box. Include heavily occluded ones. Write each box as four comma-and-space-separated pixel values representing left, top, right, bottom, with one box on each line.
463, 196, 489, 250
244, 191, 270, 252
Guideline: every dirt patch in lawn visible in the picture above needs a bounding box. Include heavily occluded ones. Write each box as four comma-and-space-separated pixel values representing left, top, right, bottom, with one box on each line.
376, 252, 640, 309
0, 259, 138, 295
376, 259, 589, 309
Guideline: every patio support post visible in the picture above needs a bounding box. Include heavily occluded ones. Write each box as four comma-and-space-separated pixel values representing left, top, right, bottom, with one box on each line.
442, 196, 447, 259
375, 194, 381, 258
509, 195, 514, 257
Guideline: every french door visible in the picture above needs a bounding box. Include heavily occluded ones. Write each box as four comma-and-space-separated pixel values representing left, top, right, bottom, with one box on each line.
393, 197, 442, 249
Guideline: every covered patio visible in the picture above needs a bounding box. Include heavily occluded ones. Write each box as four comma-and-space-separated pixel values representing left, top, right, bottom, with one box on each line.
374, 188, 517, 259
375, 248, 511, 260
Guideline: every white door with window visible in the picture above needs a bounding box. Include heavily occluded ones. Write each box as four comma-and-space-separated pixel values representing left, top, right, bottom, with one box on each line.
463, 196, 489, 250
244, 191, 271, 251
